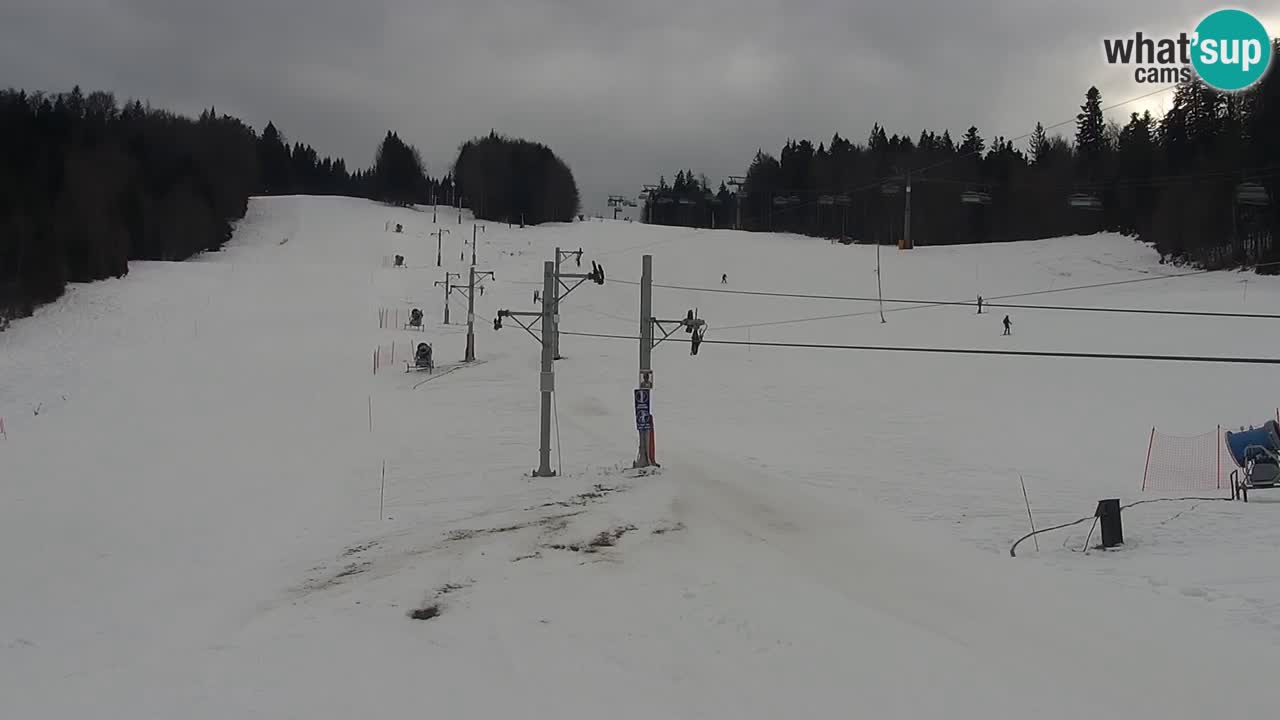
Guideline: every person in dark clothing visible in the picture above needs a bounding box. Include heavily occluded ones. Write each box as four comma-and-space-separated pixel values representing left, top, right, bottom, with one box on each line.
721, 274, 728, 284
1002, 315, 1012, 335
976, 295, 983, 314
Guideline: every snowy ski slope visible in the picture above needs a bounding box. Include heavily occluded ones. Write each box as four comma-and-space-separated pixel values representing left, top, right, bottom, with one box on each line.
3, 194, 1280, 718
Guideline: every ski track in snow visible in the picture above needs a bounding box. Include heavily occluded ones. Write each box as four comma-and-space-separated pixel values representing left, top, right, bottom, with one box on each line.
4, 195, 1280, 717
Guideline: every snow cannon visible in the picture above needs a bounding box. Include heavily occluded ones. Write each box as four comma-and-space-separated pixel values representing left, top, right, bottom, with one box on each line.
1225, 420, 1280, 500
409, 342, 434, 372
1225, 421, 1280, 468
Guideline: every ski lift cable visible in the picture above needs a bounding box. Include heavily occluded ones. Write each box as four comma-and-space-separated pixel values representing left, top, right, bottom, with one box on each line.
610, 263, 1280, 320
722, 163, 1277, 218
610, 259, 1280, 333
558, 329, 1280, 365
898, 165, 1280, 192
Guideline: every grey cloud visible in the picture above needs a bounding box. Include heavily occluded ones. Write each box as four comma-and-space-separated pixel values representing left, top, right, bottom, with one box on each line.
2, 0, 1276, 212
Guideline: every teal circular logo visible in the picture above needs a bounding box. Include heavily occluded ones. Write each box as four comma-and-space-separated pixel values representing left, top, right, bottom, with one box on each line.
1191, 9, 1272, 92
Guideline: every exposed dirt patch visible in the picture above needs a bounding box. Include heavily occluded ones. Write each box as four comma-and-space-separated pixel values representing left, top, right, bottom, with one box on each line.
408, 604, 441, 621
446, 511, 583, 543
343, 541, 379, 557
589, 525, 636, 548
333, 561, 371, 579
447, 524, 520, 542
297, 559, 372, 593
531, 484, 622, 511
435, 582, 471, 596
548, 524, 637, 554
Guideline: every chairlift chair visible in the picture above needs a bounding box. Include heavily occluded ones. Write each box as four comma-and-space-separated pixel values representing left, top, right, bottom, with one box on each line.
1067, 193, 1104, 211
1236, 182, 1271, 207
405, 307, 424, 331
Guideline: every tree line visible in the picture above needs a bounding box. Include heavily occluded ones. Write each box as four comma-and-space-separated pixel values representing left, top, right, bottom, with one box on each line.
452, 131, 581, 226
0, 87, 580, 323
646, 40, 1280, 272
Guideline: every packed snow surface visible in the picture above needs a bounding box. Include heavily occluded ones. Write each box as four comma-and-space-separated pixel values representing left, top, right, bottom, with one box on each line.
3, 195, 1280, 718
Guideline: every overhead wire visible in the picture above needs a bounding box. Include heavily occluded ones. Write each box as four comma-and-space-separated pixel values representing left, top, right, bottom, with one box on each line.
558, 329, 1280, 365
610, 266, 1280, 322
906, 164, 1280, 191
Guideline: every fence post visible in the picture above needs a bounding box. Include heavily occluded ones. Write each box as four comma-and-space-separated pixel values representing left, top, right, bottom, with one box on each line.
1141, 427, 1155, 491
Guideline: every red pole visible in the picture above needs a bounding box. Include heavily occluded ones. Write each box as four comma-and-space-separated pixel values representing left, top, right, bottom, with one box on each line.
1217, 425, 1222, 490
1141, 427, 1155, 491
649, 418, 657, 464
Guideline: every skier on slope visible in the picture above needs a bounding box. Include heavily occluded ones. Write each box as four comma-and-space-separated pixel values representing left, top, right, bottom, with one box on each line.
721, 273, 728, 284
976, 295, 983, 314
1002, 315, 1012, 336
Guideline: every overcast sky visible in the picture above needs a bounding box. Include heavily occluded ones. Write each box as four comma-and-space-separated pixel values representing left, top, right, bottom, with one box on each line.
3, 1, 1276, 214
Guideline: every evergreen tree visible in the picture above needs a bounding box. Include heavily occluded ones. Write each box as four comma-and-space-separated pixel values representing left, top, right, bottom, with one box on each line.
450, 132, 579, 224
372, 131, 428, 206
960, 126, 985, 156
1075, 86, 1107, 180
1028, 122, 1049, 164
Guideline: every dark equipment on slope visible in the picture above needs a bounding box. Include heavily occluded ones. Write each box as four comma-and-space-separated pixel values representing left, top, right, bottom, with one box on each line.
590, 261, 605, 284
405, 307, 424, 330
691, 325, 705, 356
407, 342, 435, 372
1225, 421, 1280, 501
683, 309, 706, 355
1095, 499, 1123, 549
